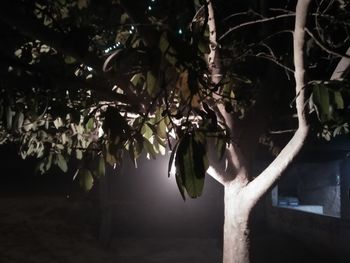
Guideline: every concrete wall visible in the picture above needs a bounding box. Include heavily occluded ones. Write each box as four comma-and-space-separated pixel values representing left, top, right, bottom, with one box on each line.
266, 206, 350, 262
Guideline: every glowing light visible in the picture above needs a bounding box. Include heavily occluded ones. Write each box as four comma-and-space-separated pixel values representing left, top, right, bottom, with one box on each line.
148, 6, 152, 10
178, 29, 183, 34
87, 66, 93, 71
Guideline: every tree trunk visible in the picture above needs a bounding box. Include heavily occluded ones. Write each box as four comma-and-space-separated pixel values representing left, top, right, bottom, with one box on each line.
223, 183, 252, 263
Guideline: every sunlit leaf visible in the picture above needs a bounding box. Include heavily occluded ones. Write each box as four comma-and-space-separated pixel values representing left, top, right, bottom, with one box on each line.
85, 117, 94, 130
144, 138, 157, 159
130, 73, 144, 87
157, 118, 167, 139
77, 169, 94, 191
141, 123, 153, 140
57, 154, 68, 172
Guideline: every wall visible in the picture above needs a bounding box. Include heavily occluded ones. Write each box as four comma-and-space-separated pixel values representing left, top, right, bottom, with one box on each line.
266, 206, 350, 262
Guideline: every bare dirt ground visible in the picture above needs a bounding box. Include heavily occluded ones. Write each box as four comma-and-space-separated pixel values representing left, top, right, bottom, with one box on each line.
0, 195, 332, 263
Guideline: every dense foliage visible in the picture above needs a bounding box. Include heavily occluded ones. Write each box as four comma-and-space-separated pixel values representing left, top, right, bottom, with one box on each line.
1, 0, 350, 197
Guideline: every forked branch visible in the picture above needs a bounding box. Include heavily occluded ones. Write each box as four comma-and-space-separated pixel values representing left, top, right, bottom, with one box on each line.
243, 0, 311, 206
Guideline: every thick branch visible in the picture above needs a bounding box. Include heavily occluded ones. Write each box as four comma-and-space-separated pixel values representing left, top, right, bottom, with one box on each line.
207, 0, 248, 183
243, 0, 311, 207
331, 46, 350, 80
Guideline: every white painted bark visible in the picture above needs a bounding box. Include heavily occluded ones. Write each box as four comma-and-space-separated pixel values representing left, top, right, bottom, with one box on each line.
206, 1, 312, 263
223, 182, 251, 263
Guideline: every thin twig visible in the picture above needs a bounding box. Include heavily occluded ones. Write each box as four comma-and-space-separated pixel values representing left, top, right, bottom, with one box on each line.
220, 13, 295, 41
305, 28, 350, 59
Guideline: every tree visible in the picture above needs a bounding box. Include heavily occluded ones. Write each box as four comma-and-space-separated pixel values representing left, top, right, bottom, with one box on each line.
1, 0, 350, 262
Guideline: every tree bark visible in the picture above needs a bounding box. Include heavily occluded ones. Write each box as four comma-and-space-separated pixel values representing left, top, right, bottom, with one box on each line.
223, 182, 252, 263
206, 0, 312, 262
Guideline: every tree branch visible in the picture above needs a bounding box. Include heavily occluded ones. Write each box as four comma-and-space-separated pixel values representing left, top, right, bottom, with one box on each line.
331, 46, 350, 80
305, 28, 350, 59
207, 0, 248, 183
243, 0, 311, 207
220, 13, 295, 41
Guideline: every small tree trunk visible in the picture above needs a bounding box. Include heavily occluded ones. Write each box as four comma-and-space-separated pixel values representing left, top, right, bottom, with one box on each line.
223, 183, 252, 263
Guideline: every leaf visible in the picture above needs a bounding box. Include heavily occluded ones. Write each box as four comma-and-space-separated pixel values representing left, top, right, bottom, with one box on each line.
313, 84, 330, 121
175, 133, 207, 199
198, 39, 210, 54
159, 32, 170, 54
96, 155, 105, 178
130, 73, 144, 87
103, 106, 130, 143
64, 56, 76, 64
77, 169, 94, 191
106, 150, 118, 166
76, 149, 83, 160
6, 106, 13, 130
45, 153, 53, 172
333, 91, 344, 110
13, 112, 24, 132
144, 138, 157, 159
85, 117, 94, 130
57, 154, 68, 172
157, 118, 167, 139
147, 70, 158, 96
141, 123, 153, 140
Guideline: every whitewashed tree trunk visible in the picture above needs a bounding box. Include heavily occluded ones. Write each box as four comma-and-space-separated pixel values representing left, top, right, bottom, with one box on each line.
223, 184, 252, 263
206, 1, 312, 263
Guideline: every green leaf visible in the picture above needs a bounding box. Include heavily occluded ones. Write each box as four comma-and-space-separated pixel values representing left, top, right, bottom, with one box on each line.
157, 118, 167, 139
6, 106, 13, 130
45, 153, 53, 172
175, 133, 208, 199
64, 56, 76, 64
85, 117, 94, 130
96, 155, 105, 178
144, 138, 157, 159
334, 91, 344, 109
130, 73, 144, 87
313, 84, 330, 121
141, 123, 153, 140
57, 154, 68, 172
159, 32, 170, 54
198, 40, 210, 54
77, 169, 94, 191
147, 70, 158, 96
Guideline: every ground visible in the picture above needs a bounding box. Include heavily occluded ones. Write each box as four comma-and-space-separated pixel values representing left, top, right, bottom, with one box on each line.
0, 195, 332, 263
